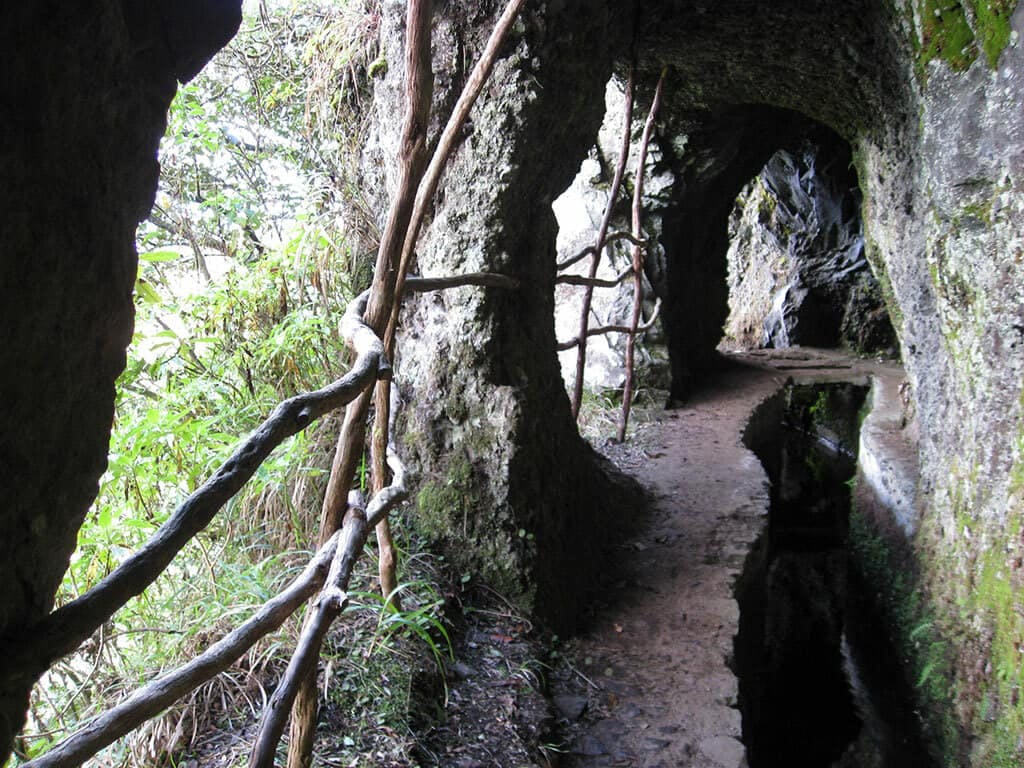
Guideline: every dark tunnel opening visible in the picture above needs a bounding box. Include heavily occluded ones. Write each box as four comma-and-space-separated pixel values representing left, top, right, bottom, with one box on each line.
654, 110, 897, 405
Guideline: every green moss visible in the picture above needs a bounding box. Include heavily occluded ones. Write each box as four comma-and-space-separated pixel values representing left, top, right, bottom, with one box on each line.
367, 56, 388, 79
969, 0, 1018, 68
414, 454, 524, 601
917, 0, 978, 72
849, 503, 961, 764
415, 454, 476, 539
912, 0, 1017, 76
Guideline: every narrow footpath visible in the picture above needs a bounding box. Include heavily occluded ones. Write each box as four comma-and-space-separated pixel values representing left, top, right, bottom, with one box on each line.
552, 349, 905, 768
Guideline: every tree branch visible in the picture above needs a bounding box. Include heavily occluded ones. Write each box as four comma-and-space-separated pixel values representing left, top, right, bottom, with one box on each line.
404, 272, 519, 292
555, 231, 647, 271
556, 299, 662, 351
619, 69, 666, 444
21, 534, 342, 768
290, 2, 436, 764
251, 500, 367, 768
252, 441, 405, 767
555, 266, 633, 288
389, 0, 529, 321
2, 295, 387, 684
571, 67, 635, 420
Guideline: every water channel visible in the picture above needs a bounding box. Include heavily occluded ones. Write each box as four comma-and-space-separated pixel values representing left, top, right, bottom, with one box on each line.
735, 382, 933, 768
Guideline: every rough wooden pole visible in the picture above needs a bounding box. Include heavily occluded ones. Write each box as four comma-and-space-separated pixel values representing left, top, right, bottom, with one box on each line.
371, 382, 400, 606
286, 3, 434, 766
618, 69, 666, 444
570, 67, 635, 420
20, 535, 341, 768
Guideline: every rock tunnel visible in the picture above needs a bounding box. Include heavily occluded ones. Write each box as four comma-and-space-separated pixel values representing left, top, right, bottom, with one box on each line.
2, 0, 1022, 763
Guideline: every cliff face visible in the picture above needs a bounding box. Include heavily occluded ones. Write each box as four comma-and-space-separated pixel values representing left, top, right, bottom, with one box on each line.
1, 0, 1021, 763
899, 6, 1024, 762
0, 0, 240, 753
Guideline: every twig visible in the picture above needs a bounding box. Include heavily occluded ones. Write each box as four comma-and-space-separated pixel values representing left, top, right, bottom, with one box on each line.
618, 69, 666, 444
389, 0, 529, 323
556, 299, 661, 351
290, 2, 436, 764
565, 659, 603, 691
251, 504, 366, 768
21, 535, 341, 768
252, 441, 405, 767
555, 266, 634, 288
571, 67, 635, 420
555, 231, 647, 271
404, 272, 519, 292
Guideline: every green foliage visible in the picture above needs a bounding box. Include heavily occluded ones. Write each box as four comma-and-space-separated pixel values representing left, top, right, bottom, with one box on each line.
970, 0, 1017, 68
910, 0, 1017, 77
349, 580, 454, 674
848, 505, 959, 765
17, 2, 390, 764
916, 0, 978, 73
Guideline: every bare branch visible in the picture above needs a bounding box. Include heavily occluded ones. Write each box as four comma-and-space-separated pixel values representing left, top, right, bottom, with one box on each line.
251, 502, 368, 768
555, 231, 648, 271
366, 441, 408, 529
251, 449, 403, 767
21, 534, 341, 768
290, 1, 437, 763
390, 0, 529, 317
571, 67, 635, 420
555, 266, 633, 288
557, 299, 662, 351
404, 272, 519, 292
619, 69, 667, 444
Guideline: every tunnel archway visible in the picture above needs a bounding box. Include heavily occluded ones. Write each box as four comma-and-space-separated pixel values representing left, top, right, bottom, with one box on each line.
392, 0, 923, 634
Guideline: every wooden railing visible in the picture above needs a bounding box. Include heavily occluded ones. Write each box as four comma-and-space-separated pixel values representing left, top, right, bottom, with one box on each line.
559, 66, 667, 442
13, 2, 529, 766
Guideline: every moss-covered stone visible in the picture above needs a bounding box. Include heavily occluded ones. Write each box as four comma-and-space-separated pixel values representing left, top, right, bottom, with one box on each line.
848, 500, 960, 766
969, 0, 1018, 68
414, 454, 523, 601
916, 0, 978, 73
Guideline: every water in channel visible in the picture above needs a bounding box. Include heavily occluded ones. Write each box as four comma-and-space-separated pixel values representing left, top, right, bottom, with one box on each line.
734, 383, 933, 768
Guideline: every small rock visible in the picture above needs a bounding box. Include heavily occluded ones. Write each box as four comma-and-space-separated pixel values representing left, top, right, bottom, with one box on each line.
643, 737, 672, 751
448, 661, 474, 680
617, 702, 643, 719
553, 694, 588, 721
574, 734, 607, 756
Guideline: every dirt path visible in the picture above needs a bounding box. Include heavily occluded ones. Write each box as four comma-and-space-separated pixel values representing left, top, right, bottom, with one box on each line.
551, 350, 896, 768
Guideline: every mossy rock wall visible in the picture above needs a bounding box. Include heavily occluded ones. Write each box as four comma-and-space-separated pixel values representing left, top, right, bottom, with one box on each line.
364, 0, 641, 632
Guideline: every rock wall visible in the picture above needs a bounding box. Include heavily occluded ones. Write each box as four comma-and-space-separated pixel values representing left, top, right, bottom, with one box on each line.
1, 1, 1019, 764
363, 0, 640, 631
0, 1, 240, 757
876, 4, 1024, 763
372, 0, 1024, 763
724, 135, 895, 353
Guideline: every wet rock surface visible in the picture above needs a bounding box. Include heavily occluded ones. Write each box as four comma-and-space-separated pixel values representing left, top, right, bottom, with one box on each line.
724, 136, 894, 354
